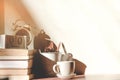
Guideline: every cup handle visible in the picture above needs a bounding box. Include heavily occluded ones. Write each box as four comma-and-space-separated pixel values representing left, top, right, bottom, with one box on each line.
53, 64, 60, 74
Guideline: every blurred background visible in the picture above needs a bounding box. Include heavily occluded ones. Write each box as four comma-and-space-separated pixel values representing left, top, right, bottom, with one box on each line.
1, 0, 120, 74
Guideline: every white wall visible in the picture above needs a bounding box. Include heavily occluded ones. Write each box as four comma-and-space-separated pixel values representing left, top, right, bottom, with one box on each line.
4, 0, 40, 49
22, 0, 120, 74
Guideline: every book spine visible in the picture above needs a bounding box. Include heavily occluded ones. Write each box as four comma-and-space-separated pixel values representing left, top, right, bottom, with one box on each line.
0, 74, 33, 80
0, 49, 35, 56
0, 59, 33, 68
0, 56, 33, 60
0, 35, 5, 48
0, 68, 31, 75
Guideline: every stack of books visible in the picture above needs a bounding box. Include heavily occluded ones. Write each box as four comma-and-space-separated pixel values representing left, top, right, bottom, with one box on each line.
0, 49, 35, 80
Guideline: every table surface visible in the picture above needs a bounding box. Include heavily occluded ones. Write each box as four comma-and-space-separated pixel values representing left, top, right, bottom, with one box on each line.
33, 74, 120, 80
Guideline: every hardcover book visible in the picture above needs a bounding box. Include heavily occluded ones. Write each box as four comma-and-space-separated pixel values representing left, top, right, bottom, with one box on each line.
0, 49, 35, 56
0, 68, 31, 75
0, 59, 33, 68
0, 56, 33, 60
9, 74, 33, 80
0, 74, 33, 80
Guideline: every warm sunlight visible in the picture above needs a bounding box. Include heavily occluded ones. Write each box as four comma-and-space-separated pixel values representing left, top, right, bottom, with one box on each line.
21, 0, 120, 74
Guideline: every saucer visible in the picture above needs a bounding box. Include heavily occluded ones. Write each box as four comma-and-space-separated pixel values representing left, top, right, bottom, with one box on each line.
56, 73, 76, 79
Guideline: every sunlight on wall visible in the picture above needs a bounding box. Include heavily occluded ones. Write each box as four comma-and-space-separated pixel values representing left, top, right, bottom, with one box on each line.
22, 0, 120, 74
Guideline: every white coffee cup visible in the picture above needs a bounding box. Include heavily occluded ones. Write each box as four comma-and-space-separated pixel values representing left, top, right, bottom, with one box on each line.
53, 61, 75, 76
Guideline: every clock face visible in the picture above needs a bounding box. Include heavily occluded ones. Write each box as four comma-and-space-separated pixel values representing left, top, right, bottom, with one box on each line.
15, 28, 32, 46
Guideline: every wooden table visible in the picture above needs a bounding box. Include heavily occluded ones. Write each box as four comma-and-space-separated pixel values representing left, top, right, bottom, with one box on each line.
33, 74, 120, 80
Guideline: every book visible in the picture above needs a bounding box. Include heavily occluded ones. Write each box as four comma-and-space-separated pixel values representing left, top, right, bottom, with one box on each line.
9, 74, 33, 80
0, 68, 31, 75
0, 59, 33, 68
0, 56, 33, 60
0, 74, 33, 80
0, 49, 35, 56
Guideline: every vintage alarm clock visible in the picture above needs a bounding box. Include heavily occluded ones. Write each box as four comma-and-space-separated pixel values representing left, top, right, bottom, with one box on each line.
12, 19, 33, 47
